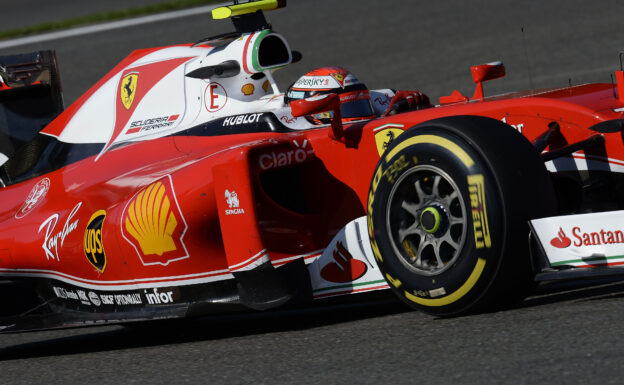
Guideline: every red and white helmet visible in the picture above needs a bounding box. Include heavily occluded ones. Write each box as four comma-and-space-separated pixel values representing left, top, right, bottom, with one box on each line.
285, 66, 375, 123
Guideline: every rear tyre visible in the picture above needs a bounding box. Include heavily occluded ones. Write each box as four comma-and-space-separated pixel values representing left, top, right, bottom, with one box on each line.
367, 116, 556, 316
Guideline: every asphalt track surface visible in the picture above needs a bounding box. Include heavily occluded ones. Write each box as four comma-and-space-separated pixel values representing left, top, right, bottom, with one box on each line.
2, 0, 624, 384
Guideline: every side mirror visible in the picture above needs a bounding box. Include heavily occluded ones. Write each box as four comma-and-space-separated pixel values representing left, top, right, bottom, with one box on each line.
290, 93, 344, 141
471, 61, 505, 100
186, 60, 240, 79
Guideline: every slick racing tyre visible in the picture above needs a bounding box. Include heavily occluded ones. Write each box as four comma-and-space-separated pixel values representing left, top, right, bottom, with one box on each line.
367, 116, 556, 316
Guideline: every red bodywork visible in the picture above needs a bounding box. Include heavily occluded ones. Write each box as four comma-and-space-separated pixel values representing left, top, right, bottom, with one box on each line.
1, 40, 624, 330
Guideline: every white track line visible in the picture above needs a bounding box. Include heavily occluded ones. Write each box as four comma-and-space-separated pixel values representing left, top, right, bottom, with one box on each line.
0, 2, 228, 50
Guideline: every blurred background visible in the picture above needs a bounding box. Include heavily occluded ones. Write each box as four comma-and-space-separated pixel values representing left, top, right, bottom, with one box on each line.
0, 0, 623, 105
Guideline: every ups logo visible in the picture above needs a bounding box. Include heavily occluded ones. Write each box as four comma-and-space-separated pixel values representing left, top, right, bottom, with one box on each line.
84, 210, 107, 272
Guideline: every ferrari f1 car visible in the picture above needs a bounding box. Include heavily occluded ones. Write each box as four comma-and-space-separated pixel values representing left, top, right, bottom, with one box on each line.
1, 0, 624, 331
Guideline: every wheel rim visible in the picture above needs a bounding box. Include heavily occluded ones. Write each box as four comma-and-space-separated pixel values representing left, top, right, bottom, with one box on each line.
385, 164, 467, 276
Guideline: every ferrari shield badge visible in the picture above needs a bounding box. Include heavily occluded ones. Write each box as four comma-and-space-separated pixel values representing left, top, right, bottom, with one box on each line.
120, 72, 138, 110
331, 73, 345, 87
374, 127, 404, 156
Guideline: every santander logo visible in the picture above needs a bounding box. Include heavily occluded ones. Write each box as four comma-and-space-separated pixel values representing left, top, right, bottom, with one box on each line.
550, 227, 571, 248
320, 241, 367, 283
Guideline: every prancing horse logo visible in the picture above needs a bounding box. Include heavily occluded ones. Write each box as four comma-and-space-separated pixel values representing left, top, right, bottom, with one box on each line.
121, 72, 138, 110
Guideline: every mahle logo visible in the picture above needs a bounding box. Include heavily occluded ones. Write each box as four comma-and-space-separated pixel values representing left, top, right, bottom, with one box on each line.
84, 210, 107, 272
120, 72, 138, 110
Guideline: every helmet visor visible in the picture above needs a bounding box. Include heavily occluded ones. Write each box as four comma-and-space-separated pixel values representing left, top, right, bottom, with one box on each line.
339, 90, 374, 119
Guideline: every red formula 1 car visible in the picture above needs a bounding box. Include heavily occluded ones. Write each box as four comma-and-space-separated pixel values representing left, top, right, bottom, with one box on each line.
1, 0, 624, 331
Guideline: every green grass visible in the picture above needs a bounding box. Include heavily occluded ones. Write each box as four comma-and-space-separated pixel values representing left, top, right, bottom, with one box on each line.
0, 0, 223, 40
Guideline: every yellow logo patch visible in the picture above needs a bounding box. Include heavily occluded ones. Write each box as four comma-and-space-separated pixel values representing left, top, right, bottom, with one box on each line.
124, 181, 178, 256
468, 174, 491, 248
84, 210, 107, 273
241, 83, 255, 96
374, 128, 404, 156
120, 73, 138, 110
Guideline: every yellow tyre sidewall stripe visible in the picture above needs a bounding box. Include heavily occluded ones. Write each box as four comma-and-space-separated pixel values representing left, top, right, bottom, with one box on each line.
384, 135, 475, 169
404, 258, 486, 306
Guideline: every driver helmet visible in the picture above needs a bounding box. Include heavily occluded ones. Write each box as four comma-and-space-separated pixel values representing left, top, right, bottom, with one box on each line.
285, 66, 375, 124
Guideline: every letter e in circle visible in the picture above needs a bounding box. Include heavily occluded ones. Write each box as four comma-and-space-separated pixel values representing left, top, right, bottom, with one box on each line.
205, 82, 227, 112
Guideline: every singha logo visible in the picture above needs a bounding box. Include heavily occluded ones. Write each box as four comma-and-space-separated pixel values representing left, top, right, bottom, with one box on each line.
225, 190, 239, 208
550, 227, 571, 248
224, 189, 244, 215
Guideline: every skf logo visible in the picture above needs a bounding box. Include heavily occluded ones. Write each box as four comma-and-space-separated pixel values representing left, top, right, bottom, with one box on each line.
374, 126, 404, 156
468, 174, 491, 249
320, 241, 367, 283
120, 72, 138, 110
550, 227, 571, 248
84, 210, 107, 272
122, 176, 189, 266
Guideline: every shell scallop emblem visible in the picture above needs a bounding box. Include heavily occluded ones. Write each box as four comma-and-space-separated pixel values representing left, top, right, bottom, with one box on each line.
241, 83, 254, 96
121, 176, 189, 266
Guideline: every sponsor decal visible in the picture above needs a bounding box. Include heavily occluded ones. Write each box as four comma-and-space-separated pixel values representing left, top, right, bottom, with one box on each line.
122, 176, 189, 266
126, 114, 180, 134
144, 287, 177, 305
383, 155, 410, 184
262, 80, 270, 92
38, 202, 82, 261
88, 291, 102, 306
570, 226, 624, 247
98, 57, 191, 160
531, 211, 624, 268
241, 83, 254, 96
320, 241, 367, 283
120, 72, 138, 110
279, 115, 296, 124
331, 72, 345, 87
205, 82, 227, 112
15, 178, 50, 219
501, 117, 524, 133
468, 174, 491, 249
258, 139, 314, 171
373, 95, 391, 106
550, 227, 571, 248
52, 286, 144, 306
225, 189, 245, 215
84, 210, 107, 272
374, 127, 404, 156
222, 113, 262, 127
294, 76, 330, 88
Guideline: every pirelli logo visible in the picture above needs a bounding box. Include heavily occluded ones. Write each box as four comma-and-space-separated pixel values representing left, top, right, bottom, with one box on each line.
468, 174, 491, 249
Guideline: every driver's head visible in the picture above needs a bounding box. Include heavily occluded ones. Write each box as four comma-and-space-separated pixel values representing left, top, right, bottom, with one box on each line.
285, 66, 375, 124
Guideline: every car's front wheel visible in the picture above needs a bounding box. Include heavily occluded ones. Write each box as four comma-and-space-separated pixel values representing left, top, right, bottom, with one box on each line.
367, 116, 556, 316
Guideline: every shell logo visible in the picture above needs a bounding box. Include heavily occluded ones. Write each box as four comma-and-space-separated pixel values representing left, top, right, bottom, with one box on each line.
121, 176, 189, 266
241, 83, 255, 96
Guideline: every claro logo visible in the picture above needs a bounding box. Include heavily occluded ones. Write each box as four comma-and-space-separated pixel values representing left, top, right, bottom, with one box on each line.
258, 140, 314, 171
